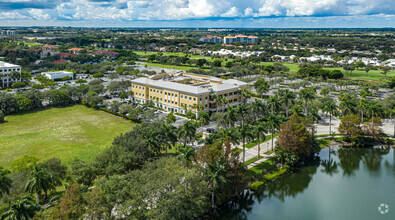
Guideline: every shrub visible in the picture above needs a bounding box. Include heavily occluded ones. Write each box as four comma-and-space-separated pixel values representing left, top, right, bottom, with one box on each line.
249, 180, 266, 191
12, 82, 26, 88
92, 72, 104, 78
0, 110, 4, 123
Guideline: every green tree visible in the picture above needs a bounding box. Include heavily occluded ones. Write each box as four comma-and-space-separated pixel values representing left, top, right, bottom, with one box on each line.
338, 114, 362, 141
381, 66, 391, 78
254, 78, 269, 99
166, 111, 176, 124
321, 98, 340, 135
239, 124, 254, 163
266, 113, 282, 151
178, 145, 196, 168
178, 121, 197, 148
0, 196, 39, 220
160, 123, 178, 154
278, 89, 296, 117
254, 121, 267, 158
358, 98, 370, 123
0, 167, 12, 198
299, 87, 316, 114
198, 110, 210, 128
144, 129, 161, 156
206, 161, 226, 209
25, 165, 54, 205
0, 110, 4, 123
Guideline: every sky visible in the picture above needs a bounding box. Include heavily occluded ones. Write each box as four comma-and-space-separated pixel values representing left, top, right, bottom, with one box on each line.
0, 0, 394, 28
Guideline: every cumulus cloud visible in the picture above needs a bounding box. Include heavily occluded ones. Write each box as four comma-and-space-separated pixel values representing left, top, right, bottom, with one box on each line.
29, 8, 51, 20
221, 6, 239, 17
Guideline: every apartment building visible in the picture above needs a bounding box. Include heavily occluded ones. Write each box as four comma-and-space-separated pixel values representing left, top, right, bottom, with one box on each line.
199, 35, 222, 44
131, 73, 248, 114
223, 34, 258, 44
0, 61, 21, 88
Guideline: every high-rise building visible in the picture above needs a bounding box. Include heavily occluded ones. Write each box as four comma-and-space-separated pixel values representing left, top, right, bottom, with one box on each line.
199, 35, 222, 44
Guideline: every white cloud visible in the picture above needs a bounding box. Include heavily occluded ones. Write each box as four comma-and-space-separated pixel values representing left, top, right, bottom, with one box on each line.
244, 7, 258, 17
258, 0, 344, 16
29, 9, 51, 20
221, 6, 239, 17
0, 12, 28, 20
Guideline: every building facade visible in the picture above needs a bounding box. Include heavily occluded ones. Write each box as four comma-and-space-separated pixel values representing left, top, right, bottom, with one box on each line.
0, 61, 21, 88
199, 35, 222, 44
223, 34, 258, 44
42, 71, 74, 80
131, 73, 248, 114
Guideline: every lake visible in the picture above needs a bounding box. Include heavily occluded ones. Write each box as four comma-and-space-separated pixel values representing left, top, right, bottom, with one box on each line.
216, 146, 395, 220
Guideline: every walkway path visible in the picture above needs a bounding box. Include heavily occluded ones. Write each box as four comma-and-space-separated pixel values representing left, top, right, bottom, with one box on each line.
247, 153, 275, 169
238, 137, 277, 162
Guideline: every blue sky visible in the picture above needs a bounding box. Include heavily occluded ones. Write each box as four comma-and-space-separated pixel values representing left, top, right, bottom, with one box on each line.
0, 0, 394, 27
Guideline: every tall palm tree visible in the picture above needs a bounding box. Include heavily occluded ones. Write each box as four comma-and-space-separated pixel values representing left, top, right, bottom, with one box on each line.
277, 89, 296, 117
250, 99, 265, 121
266, 95, 281, 114
237, 103, 249, 126
178, 121, 197, 148
299, 87, 316, 114
240, 88, 253, 103
178, 145, 196, 168
0, 196, 39, 220
339, 92, 358, 116
266, 113, 282, 151
161, 123, 178, 154
198, 110, 210, 128
144, 129, 161, 155
206, 161, 226, 209
239, 124, 254, 163
0, 167, 12, 198
358, 98, 370, 123
25, 165, 54, 205
254, 122, 267, 158
322, 98, 339, 135
308, 107, 321, 123
218, 127, 240, 146
223, 105, 238, 128
200, 133, 221, 146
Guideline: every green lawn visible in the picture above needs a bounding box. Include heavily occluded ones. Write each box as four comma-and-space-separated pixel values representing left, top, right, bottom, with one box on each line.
139, 62, 208, 71
0, 105, 136, 167
245, 133, 279, 149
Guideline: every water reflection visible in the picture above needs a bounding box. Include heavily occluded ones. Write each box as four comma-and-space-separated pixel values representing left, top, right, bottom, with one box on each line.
215, 146, 395, 220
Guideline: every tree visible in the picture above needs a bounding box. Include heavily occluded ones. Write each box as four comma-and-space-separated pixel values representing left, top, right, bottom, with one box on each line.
206, 161, 226, 209
266, 95, 280, 114
364, 66, 370, 76
119, 92, 128, 101
41, 158, 67, 187
178, 145, 196, 168
278, 89, 296, 117
381, 66, 391, 78
0, 167, 12, 198
339, 92, 358, 115
239, 124, 254, 163
363, 117, 383, 141
338, 114, 362, 141
178, 121, 197, 148
299, 87, 316, 114
0, 110, 4, 123
250, 99, 265, 121
144, 129, 161, 156
196, 59, 207, 68
160, 123, 177, 154
254, 122, 267, 158
25, 165, 54, 205
240, 88, 253, 103
358, 98, 370, 123
82, 91, 103, 107
277, 114, 315, 161
266, 113, 282, 151
166, 111, 176, 124
54, 183, 84, 219
254, 78, 269, 98
321, 98, 339, 135
0, 196, 39, 220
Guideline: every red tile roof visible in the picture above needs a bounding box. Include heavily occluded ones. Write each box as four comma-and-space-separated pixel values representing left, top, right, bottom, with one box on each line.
52, 59, 70, 64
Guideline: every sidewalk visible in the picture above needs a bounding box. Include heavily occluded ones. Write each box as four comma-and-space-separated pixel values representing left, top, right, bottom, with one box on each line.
238, 137, 277, 162
247, 153, 275, 169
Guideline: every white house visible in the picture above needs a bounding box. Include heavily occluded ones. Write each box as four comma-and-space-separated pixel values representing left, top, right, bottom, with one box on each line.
0, 61, 21, 88
42, 71, 74, 80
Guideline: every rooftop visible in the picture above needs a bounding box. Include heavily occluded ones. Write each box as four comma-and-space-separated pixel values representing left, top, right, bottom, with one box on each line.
42, 71, 73, 76
132, 73, 247, 95
0, 61, 20, 68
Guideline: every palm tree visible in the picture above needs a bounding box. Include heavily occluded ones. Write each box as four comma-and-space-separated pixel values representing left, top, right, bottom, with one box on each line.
250, 99, 265, 121
223, 105, 238, 128
254, 122, 267, 158
277, 89, 296, 117
358, 98, 370, 123
218, 127, 240, 146
200, 133, 221, 146
178, 145, 196, 168
322, 99, 339, 135
25, 165, 54, 205
239, 124, 254, 163
206, 161, 226, 209
266, 113, 282, 151
198, 110, 210, 128
144, 129, 161, 155
0, 196, 39, 220
307, 107, 321, 123
266, 95, 281, 114
161, 123, 177, 154
240, 88, 253, 103
237, 103, 249, 126
0, 167, 12, 198
178, 121, 197, 148
299, 87, 316, 114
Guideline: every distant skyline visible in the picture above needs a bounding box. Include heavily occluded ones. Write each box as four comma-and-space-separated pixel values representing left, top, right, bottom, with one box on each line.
0, 0, 394, 28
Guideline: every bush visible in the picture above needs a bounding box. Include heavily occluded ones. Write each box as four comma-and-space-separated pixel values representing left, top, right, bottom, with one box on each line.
75, 79, 87, 84
12, 82, 26, 88
32, 84, 45, 89
249, 180, 266, 191
92, 72, 104, 78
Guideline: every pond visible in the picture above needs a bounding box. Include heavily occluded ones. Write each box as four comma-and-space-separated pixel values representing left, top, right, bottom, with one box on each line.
216, 146, 395, 220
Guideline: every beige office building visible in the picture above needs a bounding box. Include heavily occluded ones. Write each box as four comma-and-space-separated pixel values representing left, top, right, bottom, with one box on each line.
131, 73, 248, 114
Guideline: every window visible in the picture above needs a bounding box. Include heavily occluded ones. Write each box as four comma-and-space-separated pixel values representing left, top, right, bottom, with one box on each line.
132, 85, 134, 88
172, 93, 174, 96
160, 91, 163, 94
153, 89, 155, 92
185, 96, 188, 99
160, 98, 162, 101
205, 104, 208, 107
205, 97, 208, 100
189, 97, 192, 100
172, 101, 174, 104
181, 95, 183, 98
165, 92, 167, 95
189, 105, 192, 108
193, 98, 196, 101
150, 89, 152, 91
175, 94, 178, 97
139, 86, 141, 89
199, 97, 202, 101
150, 96, 152, 99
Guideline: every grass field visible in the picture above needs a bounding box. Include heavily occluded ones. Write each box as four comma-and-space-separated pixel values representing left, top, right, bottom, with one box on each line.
0, 105, 136, 167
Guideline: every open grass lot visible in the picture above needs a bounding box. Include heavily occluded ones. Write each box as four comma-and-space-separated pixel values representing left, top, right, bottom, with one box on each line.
0, 105, 135, 167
